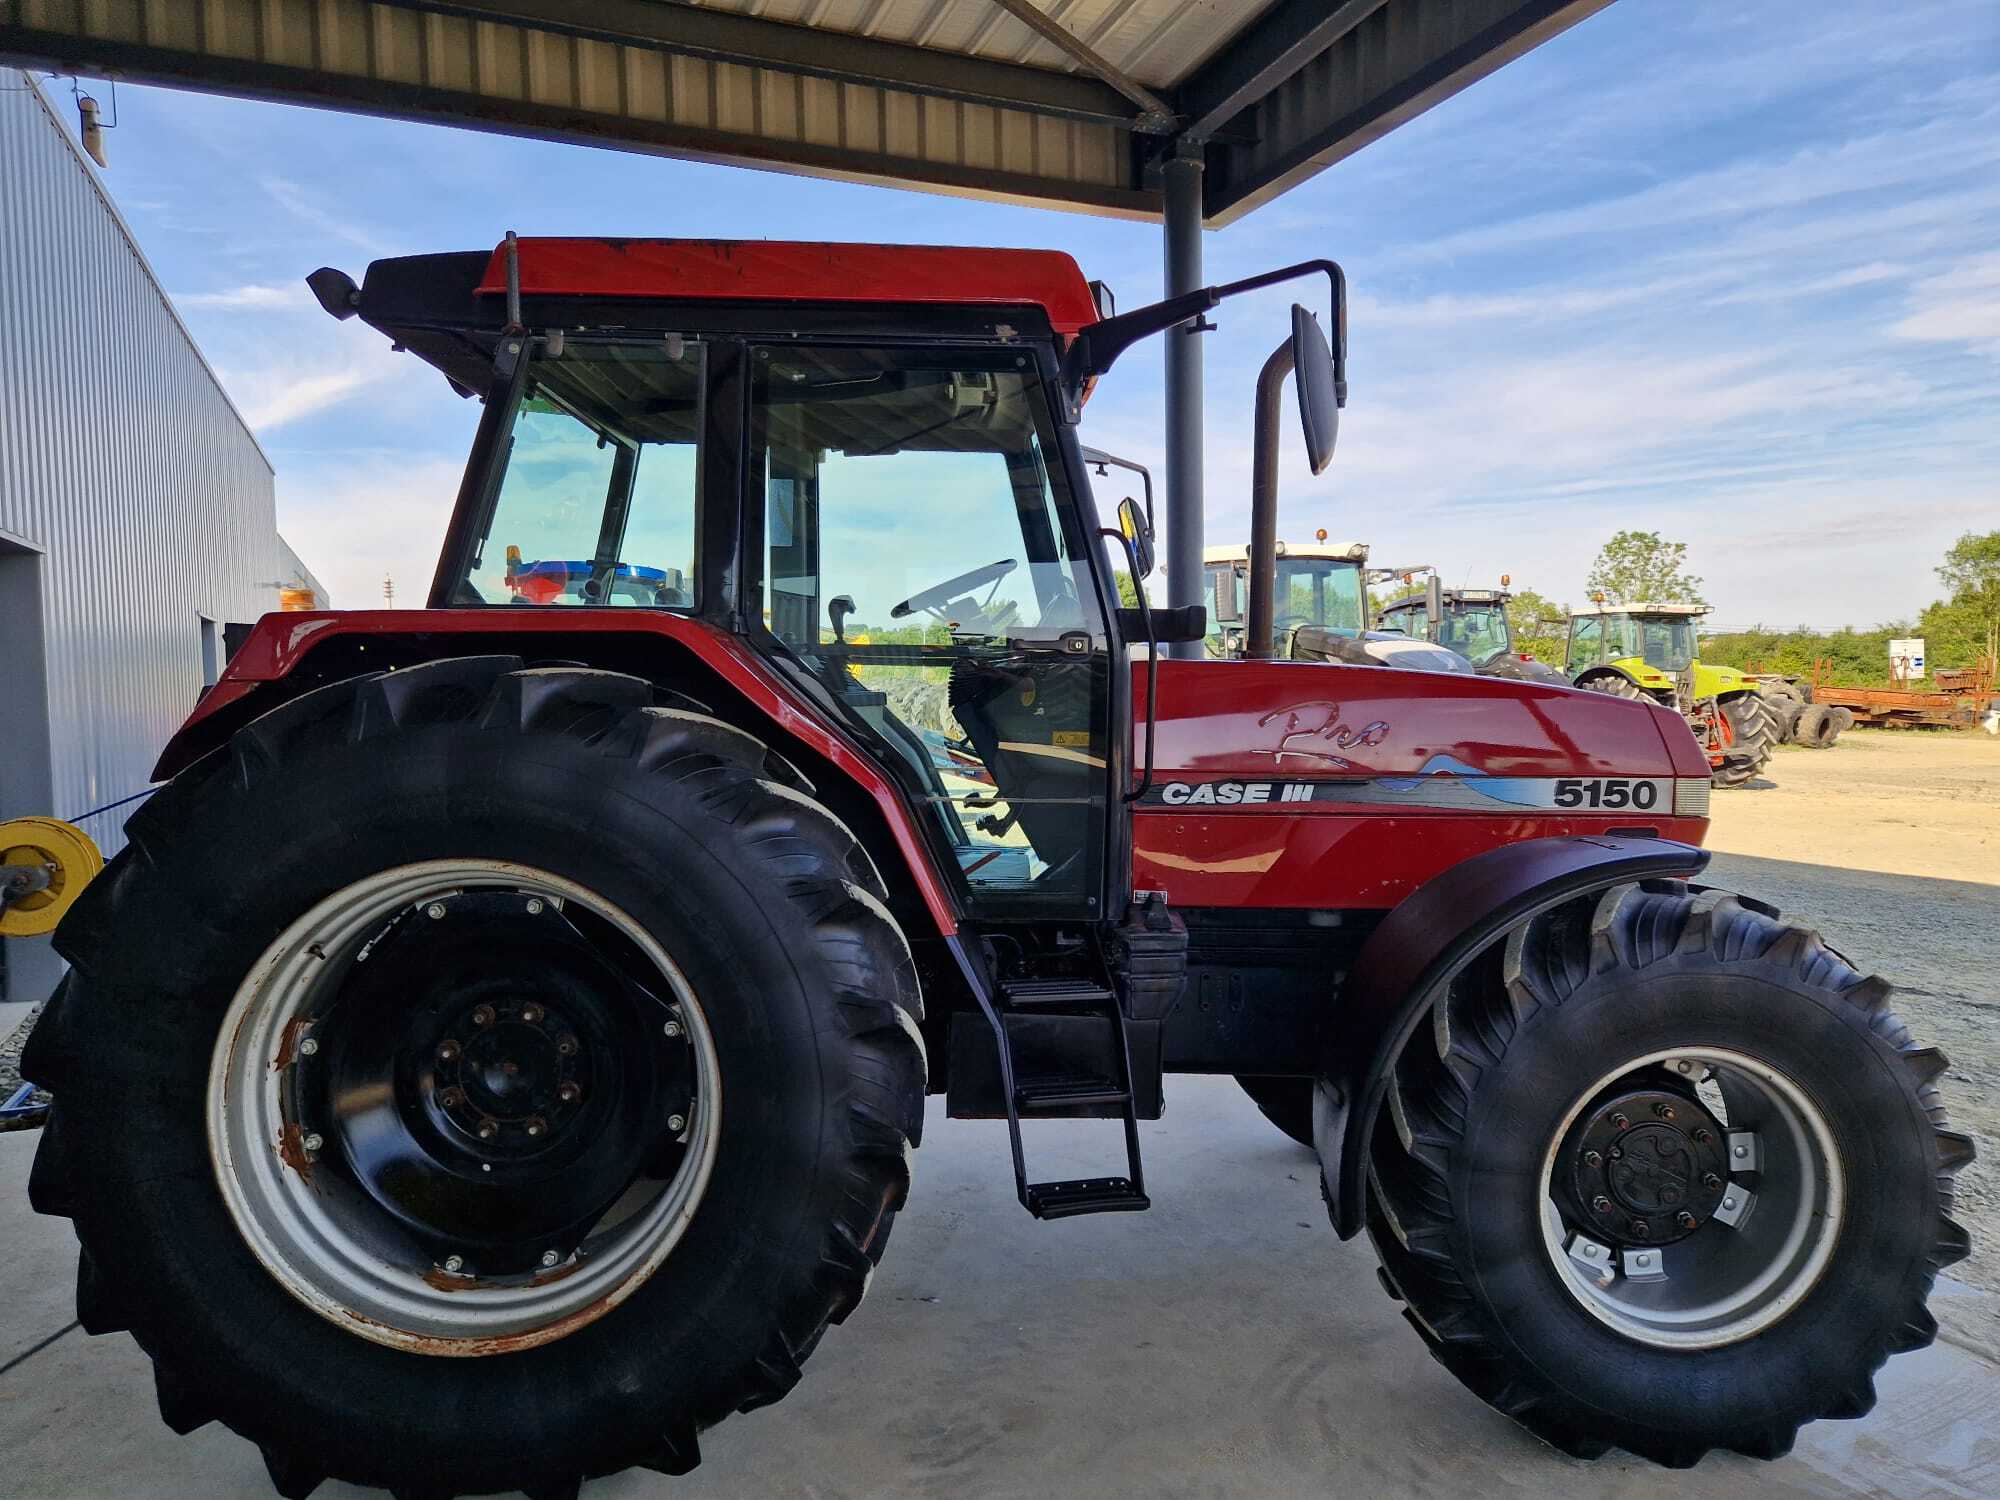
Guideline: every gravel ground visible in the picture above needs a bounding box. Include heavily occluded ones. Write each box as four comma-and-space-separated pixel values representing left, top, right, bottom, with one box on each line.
1704, 727, 2000, 1346
0, 1003, 47, 1134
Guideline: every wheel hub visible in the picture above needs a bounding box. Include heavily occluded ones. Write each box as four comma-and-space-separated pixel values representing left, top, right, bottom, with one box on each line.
1564, 1085, 1728, 1247
435, 999, 589, 1149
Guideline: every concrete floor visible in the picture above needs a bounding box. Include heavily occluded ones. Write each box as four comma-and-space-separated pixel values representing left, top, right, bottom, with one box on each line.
3, 1077, 1996, 1499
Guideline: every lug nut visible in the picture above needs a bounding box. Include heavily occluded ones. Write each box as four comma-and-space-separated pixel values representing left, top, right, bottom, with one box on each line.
477, 1120, 499, 1141
558, 1081, 581, 1103
525, 1118, 546, 1138
301, 1132, 324, 1154
540, 1249, 560, 1269
1608, 1146, 1624, 1161
298, 1037, 319, 1057
444, 1255, 465, 1274
1692, 1127, 1713, 1144
557, 1035, 578, 1056
472, 1005, 495, 1028
526, 898, 545, 915
1702, 1172, 1723, 1191
1654, 1103, 1677, 1122
668, 1113, 687, 1133
1610, 1112, 1630, 1131
663, 1019, 683, 1039
1630, 1219, 1650, 1238
438, 1041, 460, 1063
521, 1003, 544, 1025
1677, 1211, 1699, 1230
1592, 1195, 1613, 1213
426, 902, 447, 920
440, 1087, 464, 1108
1675, 1060, 1694, 1075
1583, 1150, 1603, 1168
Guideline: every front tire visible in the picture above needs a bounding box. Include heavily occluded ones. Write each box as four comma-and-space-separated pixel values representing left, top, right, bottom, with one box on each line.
1364, 884, 1971, 1466
25, 659, 926, 1499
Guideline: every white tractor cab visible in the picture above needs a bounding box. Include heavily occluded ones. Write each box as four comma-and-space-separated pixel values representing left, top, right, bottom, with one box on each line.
1202, 536, 1472, 672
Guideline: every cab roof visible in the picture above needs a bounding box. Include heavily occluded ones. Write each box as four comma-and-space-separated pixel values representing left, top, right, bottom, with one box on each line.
1203, 541, 1368, 564
473, 238, 1100, 337
1572, 602, 1709, 617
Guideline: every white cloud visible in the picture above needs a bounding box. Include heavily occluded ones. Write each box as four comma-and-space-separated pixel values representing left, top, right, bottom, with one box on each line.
174, 282, 302, 311
274, 455, 467, 610
1890, 253, 2000, 356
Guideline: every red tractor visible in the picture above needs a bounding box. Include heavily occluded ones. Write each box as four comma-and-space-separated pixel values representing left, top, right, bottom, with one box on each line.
25, 237, 1969, 1498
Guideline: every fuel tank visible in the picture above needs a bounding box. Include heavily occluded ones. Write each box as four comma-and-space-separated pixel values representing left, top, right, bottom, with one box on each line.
1131, 659, 1712, 910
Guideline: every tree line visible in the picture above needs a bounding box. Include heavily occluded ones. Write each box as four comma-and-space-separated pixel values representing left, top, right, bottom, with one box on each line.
1495, 529, 2000, 686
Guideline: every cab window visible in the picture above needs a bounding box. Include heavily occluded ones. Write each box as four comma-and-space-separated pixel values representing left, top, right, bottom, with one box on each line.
750, 345, 1108, 911
457, 340, 702, 608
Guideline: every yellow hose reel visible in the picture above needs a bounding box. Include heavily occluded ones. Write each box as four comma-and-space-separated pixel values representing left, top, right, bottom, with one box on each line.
0, 818, 104, 938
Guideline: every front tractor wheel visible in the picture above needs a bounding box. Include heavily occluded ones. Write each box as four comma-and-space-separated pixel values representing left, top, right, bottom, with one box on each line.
1364, 885, 1971, 1466
24, 659, 926, 1499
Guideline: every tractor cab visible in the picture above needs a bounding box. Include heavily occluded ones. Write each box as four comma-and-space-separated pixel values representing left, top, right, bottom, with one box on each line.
1376, 574, 1568, 685
1202, 538, 1369, 656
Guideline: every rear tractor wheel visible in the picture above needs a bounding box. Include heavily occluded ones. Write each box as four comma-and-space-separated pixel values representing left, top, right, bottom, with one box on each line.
1708, 692, 1776, 788
1575, 672, 1650, 702
24, 658, 927, 1499
1363, 884, 1971, 1466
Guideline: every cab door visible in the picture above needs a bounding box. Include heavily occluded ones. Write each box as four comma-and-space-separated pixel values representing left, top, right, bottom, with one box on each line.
747, 342, 1116, 918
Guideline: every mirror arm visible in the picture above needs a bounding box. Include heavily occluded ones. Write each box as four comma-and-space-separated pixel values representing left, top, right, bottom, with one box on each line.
1061, 258, 1346, 417
1101, 527, 1160, 803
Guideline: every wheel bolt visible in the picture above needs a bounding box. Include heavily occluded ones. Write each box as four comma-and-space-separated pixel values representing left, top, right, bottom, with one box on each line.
521, 1003, 544, 1025
472, 1005, 495, 1028
1693, 1127, 1713, 1144
668, 1113, 687, 1133
444, 1255, 465, 1273
525, 1117, 546, 1138
477, 1120, 498, 1141
1591, 1195, 1613, 1214
302, 1132, 324, 1154
426, 902, 447, 920
525, 898, 545, 915
438, 1041, 460, 1063
557, 1035, 578, 1057
558, 1081, 581, 1103
1608, 1146, 1624, 1161
1630, 1219, 1650, 1237
1583, 1150, 1603, 1168
1654, 1103, 1677, 1122
663, 1019, 683, 1039
298, 1037, 319, 1057
1610, 1112, 1630, 1131
1677, 1211, 1699, 1230
540, 1249, 560, 1269
440, 1087, 464, 1108
1702, 1172, 1722, 1191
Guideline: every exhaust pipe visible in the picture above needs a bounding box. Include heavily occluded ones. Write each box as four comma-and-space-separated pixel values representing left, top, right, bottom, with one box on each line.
1246, 339, 1295, 661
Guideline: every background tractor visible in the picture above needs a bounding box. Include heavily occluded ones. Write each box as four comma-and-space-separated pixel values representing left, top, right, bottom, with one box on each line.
18, 236, 1967, 1498
1202, 538, 1473, 672
1565, 601, 1782, 786
1374, 570, 1569, 685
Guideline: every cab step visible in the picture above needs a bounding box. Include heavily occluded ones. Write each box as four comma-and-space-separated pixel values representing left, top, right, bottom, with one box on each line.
1016, 1076, 1129, 1110
1024, 1177, 1151, 1219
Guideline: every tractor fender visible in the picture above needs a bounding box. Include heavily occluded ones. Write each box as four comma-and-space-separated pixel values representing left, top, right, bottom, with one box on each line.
1316, 833, 1709, 1239
149, 609, 963, 936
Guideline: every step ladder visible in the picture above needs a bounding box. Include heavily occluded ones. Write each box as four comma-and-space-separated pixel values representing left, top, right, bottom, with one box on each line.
973, 976, 1150, 1220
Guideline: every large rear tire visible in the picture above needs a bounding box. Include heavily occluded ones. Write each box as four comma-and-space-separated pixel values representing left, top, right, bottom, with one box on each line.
24, 659, 926, 1499
1363, 884, 1970, 1466
1709, 692, 1776, 787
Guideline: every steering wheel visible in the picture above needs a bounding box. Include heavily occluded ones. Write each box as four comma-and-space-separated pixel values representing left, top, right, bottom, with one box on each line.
891, 559, 1018, 619
1274, 612, 1313, 633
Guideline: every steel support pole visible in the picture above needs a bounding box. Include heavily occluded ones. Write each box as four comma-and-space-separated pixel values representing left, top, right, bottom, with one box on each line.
1162, 153, 1204, 658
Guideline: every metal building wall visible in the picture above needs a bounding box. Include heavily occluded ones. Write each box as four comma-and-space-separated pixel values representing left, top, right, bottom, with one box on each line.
0, 69, 280, 851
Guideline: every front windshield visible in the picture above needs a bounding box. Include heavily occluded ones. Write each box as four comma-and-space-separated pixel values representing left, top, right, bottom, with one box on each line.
1265, 558, 1366, 632
1610, 615, 1698, 672
1439, 606, 1510, 662
455, 340, 701, 608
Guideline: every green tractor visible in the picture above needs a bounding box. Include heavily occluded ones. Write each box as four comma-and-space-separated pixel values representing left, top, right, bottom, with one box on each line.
1564, 602, 1779, 787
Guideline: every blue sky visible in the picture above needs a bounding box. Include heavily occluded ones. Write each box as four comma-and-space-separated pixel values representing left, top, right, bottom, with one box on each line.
45, 0, 2000, 626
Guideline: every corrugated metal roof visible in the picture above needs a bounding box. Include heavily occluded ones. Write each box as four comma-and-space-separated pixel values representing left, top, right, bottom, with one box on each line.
0, 0, 1615, 223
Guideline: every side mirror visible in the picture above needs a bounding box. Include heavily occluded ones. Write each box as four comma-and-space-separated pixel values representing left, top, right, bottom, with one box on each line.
1291, 304, 1339, 475
1426, 573, 1443, 629
1117, 496, 1155, 580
